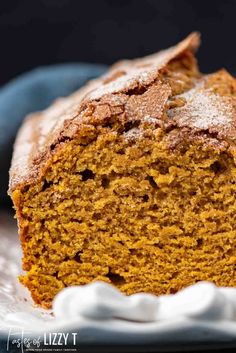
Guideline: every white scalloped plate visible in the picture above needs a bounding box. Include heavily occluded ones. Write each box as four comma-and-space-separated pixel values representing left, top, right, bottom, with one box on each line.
0, 211, 236, 349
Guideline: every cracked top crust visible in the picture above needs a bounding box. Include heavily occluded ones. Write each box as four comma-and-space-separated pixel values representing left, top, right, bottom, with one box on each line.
9, 32, 236, 193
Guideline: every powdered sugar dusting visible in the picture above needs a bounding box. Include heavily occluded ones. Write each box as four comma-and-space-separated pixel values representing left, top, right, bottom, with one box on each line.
87, 67, 157, 101
124, 127, 144, 141
173, 82, 235, 131
9, 117, 36, 187
143, 116, 159, 124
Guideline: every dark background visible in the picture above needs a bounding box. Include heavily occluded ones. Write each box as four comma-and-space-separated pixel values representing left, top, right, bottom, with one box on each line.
1, 0, 236, 86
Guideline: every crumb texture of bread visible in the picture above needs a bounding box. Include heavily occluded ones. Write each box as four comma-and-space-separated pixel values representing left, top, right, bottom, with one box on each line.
9, 33, 236, 308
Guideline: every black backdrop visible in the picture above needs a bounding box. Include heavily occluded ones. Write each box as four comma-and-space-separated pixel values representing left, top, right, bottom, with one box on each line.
1, 0, 236, 86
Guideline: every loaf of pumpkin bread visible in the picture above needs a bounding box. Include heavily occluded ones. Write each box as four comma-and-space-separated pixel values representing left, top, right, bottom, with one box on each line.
9, 33, 236, 308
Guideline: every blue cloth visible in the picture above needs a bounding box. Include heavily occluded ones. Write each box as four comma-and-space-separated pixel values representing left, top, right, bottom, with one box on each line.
0, 63, 107, 206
